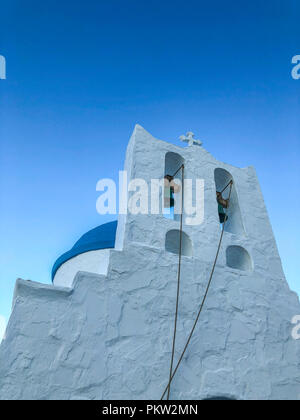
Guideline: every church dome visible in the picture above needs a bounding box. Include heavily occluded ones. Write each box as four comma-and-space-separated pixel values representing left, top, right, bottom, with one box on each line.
52, 220, 117, 281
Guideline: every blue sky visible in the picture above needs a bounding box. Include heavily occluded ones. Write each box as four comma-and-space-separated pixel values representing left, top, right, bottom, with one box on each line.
0, 0, 299, 326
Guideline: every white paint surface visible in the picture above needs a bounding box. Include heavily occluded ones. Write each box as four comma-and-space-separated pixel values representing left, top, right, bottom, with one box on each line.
53, 249, 110, 287
0, 316, 6, 343
0, 125, 299, 400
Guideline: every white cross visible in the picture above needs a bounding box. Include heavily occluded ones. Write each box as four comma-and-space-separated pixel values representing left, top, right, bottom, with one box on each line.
179, 132, 202, 147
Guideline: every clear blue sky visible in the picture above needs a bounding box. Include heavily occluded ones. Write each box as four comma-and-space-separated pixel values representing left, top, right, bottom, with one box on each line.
0, 0, 299, 325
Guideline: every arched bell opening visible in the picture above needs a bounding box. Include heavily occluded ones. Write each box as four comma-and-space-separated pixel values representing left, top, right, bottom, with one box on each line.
214, 168, 245, 236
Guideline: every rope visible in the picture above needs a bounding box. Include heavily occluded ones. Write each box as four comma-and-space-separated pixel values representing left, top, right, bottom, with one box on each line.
220, 180, 233, 195
166, 164, 184, 400
172, 164, 184, 178
161, 180, 233, 400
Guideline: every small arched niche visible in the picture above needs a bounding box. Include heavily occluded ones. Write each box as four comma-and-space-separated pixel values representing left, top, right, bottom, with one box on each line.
165, 230, 192, 257
214, 168, 245, 236
226, 245, 252, 271
164, 152, 184, 220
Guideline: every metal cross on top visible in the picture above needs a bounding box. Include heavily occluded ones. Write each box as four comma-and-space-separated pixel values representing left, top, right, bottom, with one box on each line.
179, 132, 202, 147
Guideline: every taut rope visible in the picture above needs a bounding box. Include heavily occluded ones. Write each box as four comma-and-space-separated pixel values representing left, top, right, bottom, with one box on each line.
166, 164, 185, 400
162, 180, 233, 400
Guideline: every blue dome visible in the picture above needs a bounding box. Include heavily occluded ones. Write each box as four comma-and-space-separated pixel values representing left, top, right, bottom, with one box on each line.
52, 221, 117, 281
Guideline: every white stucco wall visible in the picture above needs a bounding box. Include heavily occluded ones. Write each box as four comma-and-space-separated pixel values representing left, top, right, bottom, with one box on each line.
0, 125, 299, 400
53, 249, 110, 288
0, 316, 6, 344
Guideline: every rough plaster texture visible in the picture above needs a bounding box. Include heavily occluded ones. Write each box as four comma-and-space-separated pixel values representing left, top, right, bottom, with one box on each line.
0, 125, 299, 400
